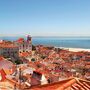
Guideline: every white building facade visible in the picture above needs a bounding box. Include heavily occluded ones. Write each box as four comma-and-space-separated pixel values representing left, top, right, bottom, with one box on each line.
0, 45, 19, 58
14, 35, 32, 53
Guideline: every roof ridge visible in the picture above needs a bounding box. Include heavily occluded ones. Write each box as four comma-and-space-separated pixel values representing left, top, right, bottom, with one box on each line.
73, 77, 90, 83
78, 78, 90, 83
74, 77, 79, 82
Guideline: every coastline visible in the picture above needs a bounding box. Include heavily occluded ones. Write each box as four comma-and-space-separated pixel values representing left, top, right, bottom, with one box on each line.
55, 47, 90, 52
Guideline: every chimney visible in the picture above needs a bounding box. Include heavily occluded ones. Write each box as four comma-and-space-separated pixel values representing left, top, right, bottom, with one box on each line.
40, 74, 48, 85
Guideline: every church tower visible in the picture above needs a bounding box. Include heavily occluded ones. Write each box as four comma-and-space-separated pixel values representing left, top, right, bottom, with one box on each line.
27, 35, 32, 43
26, 35, 32, 52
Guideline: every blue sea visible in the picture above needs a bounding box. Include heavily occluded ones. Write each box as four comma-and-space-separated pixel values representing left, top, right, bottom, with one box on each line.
0, 36, 90, 49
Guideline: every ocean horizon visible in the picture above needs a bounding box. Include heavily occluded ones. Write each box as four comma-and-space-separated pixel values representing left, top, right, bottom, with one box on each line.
0, 36, 90, 49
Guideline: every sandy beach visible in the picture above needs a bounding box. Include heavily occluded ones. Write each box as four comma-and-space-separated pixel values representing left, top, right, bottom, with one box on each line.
56, 47, 90, 52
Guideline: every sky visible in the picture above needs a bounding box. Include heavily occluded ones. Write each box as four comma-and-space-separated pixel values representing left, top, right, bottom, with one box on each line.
0, 0, 90, 36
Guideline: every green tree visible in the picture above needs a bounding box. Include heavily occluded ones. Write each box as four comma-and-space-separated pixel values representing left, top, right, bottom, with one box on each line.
31, 58, 35, 62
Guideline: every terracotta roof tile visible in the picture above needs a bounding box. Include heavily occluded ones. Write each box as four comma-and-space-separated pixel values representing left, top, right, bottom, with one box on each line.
0, 69, 6, 82
24, 77, 90, 90
0, 43, 18, 48
0, 56, 5, 61
17, 38, 24, 43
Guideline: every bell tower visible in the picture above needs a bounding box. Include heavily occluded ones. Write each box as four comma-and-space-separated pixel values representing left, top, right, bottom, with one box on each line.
26, 35, 32, 52
27, 35, 32, 43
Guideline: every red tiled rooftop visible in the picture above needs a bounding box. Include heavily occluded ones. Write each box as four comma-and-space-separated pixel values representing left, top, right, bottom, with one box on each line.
0, 69, 6, 82
0, 43, 18, 48
17, 38, 24, 43
0, 60, 14, 75
25, 77, 90, 90
0, 56, 5, 61
19, 52, 29, 57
